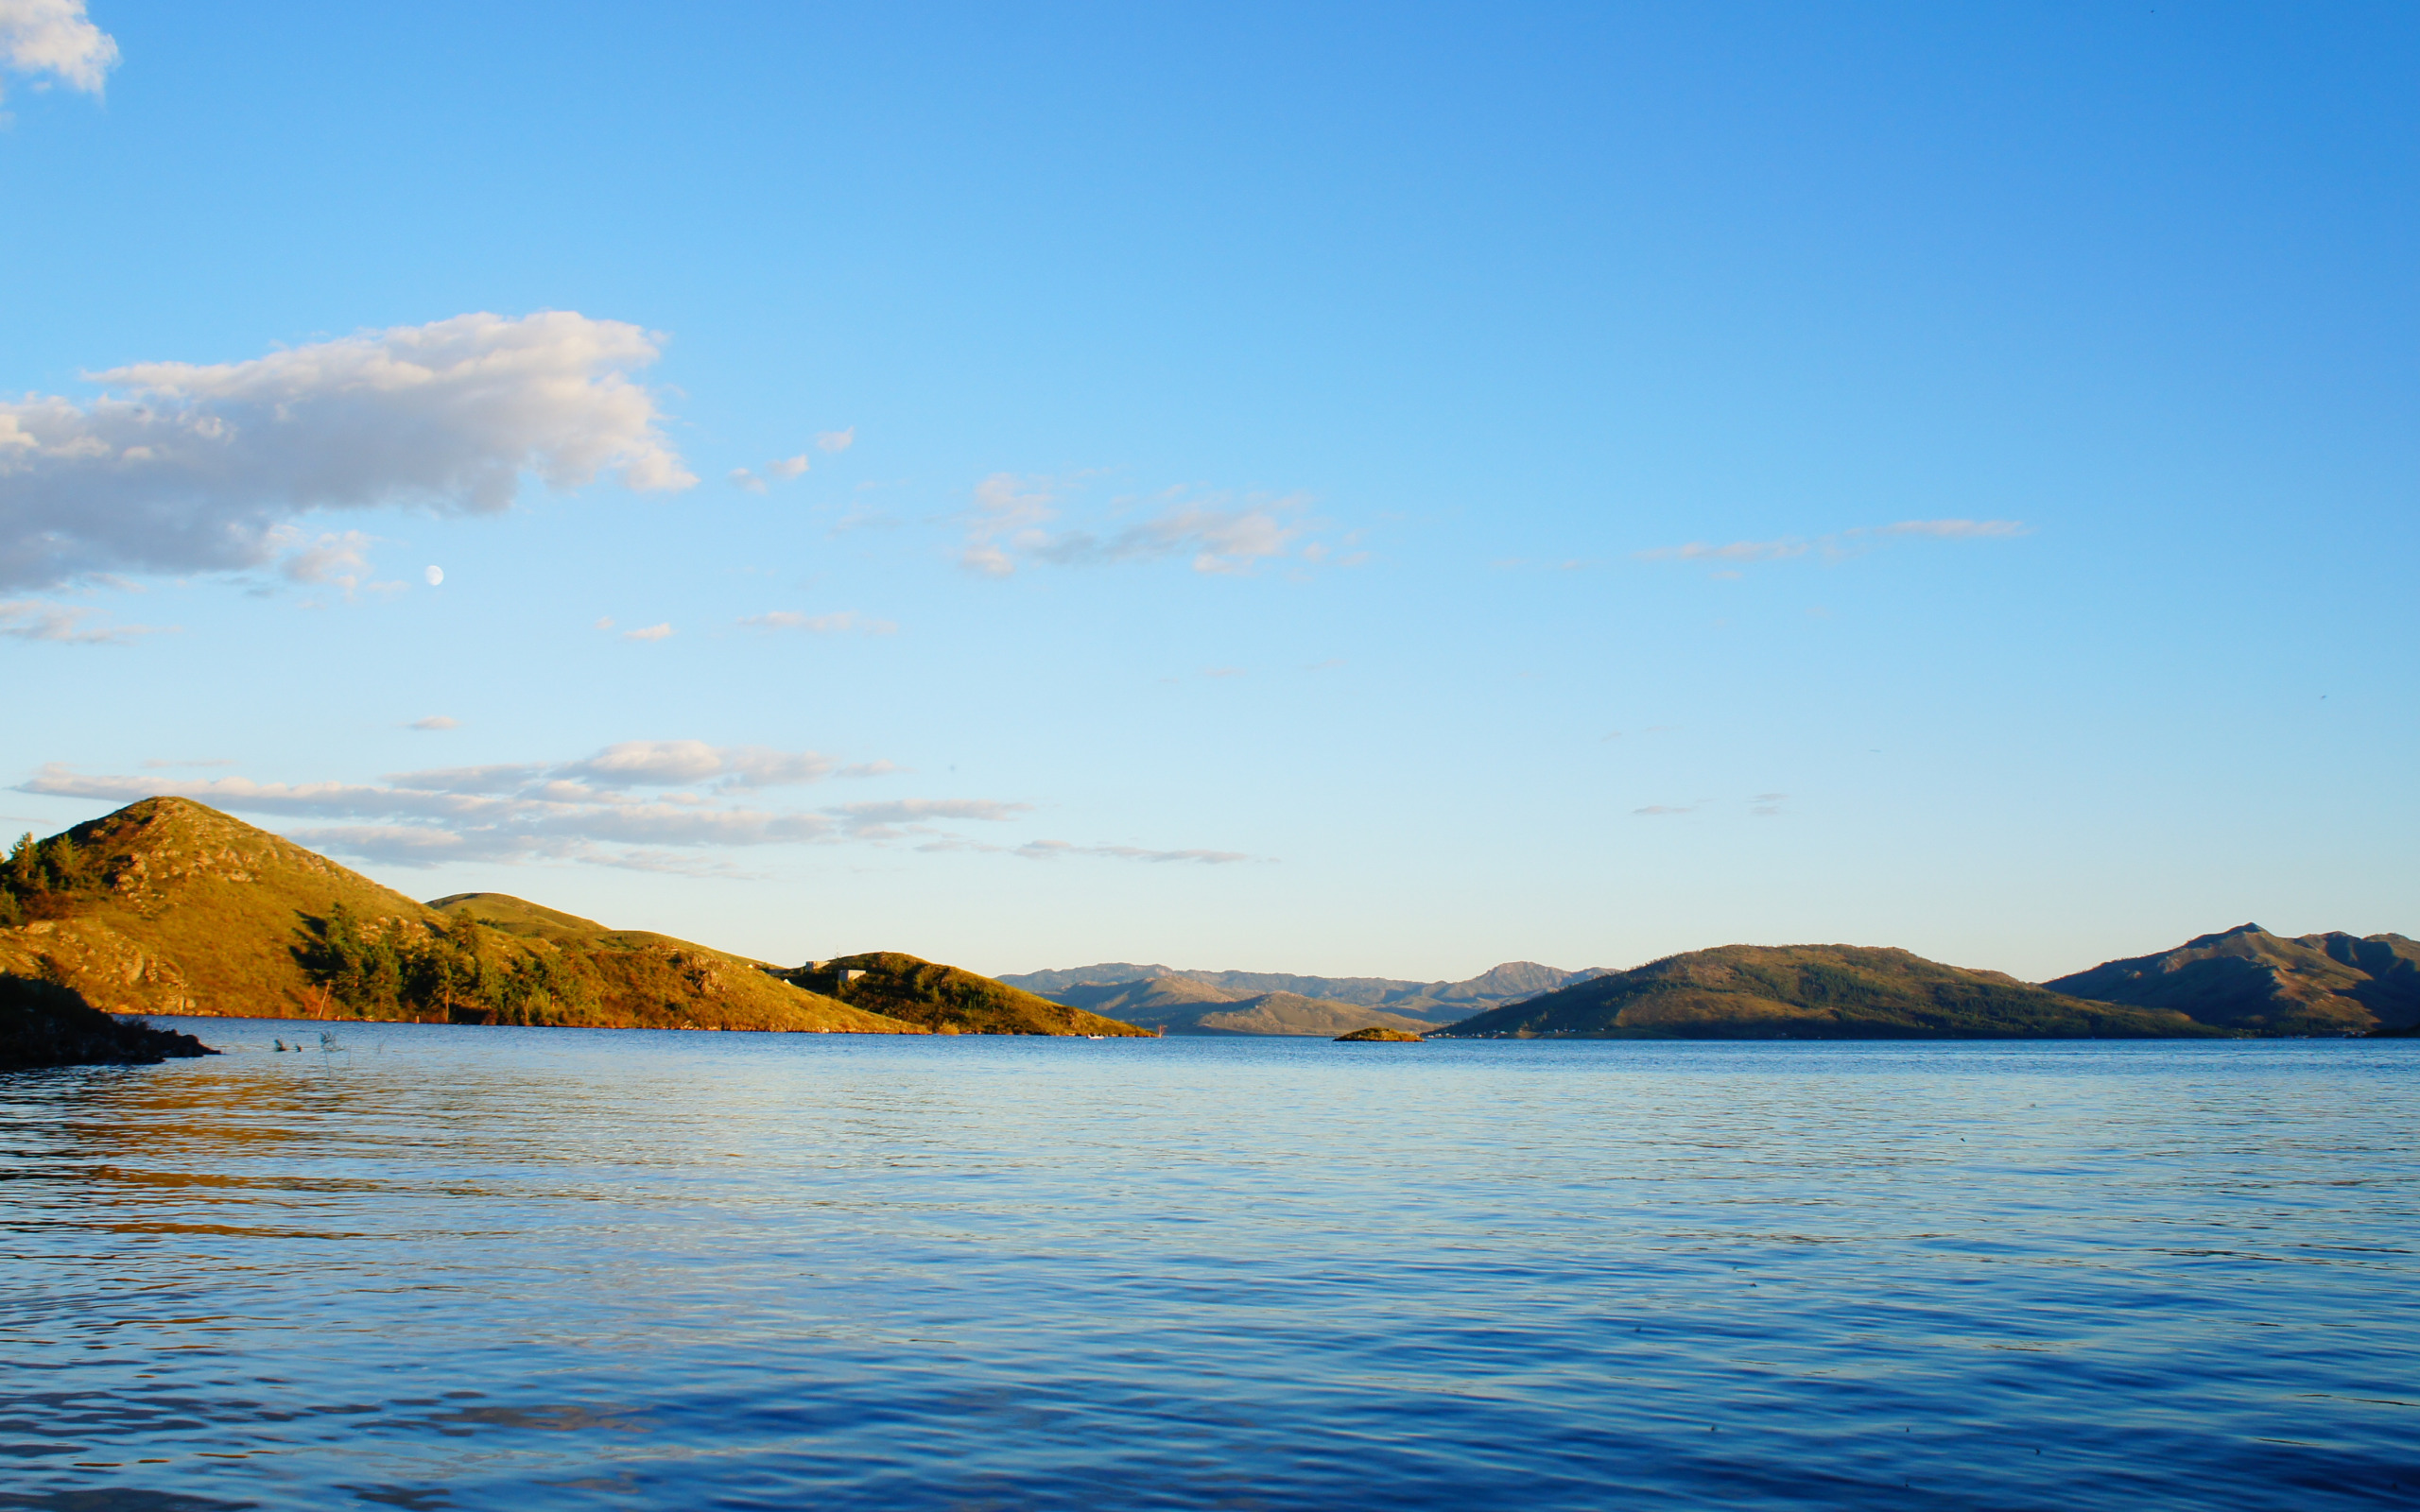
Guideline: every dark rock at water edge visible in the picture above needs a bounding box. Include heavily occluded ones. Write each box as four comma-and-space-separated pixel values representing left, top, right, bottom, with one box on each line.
1335, 1025, 1426, 1042
0, 973, 218, 1069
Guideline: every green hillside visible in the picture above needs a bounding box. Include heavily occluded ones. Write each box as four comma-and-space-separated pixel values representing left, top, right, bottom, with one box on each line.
2046, 923, 2420, 1035
797, 952, 1154, 1035
0, 799, 921, 1034
1438, 944, 2222, 1040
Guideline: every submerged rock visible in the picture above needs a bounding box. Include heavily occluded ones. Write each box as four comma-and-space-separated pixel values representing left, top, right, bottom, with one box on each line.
0, 973, 218, 1070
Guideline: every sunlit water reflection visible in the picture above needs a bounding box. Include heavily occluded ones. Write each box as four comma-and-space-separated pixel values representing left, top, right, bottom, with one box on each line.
3, 1023, 2413, 1509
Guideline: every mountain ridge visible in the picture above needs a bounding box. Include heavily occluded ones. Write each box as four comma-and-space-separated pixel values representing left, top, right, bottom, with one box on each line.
2044, 922, 2420, 1035
1001, 959, 1613, 1021
1439, 943, 2222, 1040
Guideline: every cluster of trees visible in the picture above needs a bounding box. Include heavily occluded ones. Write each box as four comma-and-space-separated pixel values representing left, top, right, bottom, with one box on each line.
0, 832, 106, 926
296, 904, 602, 1025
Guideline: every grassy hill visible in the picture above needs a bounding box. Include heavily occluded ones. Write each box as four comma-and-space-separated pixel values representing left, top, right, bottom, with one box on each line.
1437, 944, 2223, 1040
0, 797, 446, 1018
794, 952, 1154, 1035
2046, 923, 2420, 1035
0, 799, 920, 1034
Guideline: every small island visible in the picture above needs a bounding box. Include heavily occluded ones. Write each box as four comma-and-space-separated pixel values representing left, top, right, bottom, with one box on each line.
1334, 1025, 1425, 1042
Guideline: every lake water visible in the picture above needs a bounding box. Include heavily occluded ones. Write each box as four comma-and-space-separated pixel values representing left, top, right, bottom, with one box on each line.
3, 1023, 2414, 1511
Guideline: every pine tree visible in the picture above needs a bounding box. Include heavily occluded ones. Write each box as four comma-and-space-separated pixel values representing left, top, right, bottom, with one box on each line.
7, 833, 41, 897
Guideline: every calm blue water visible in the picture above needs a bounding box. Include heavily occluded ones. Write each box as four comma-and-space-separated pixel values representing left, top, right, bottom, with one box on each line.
2, 1023, 2414, 1511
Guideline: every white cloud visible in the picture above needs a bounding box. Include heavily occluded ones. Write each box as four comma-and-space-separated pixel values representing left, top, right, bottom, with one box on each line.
729, 467, 767, 494
0, 597, 168, 644
408, 716, 460, 731
0, 312, 695, 592
815, 428, 855, 454
0, 0, 117, 100
622, 623, 674, 642
1638, 518, 2029, 568
738, 610, 896, 635
958, 474, 1322, 578
594, 616, 615, 630
768, 455, 809, 479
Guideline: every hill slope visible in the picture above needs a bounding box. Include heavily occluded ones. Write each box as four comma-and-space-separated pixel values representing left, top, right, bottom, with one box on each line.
788, 952, 1155, 1036
0, 800, 919, 1033
1004, 959, 1611, 1022
428, 894, 919, 1034
2045, 923, 2420, 1035
1438, 944, 2221, 1040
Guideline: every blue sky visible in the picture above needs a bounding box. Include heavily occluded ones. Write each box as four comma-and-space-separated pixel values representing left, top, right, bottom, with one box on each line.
2, 1, 2412, 982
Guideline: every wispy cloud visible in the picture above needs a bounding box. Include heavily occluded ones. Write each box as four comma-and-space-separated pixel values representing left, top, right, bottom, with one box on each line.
0, 598, 171, 644
815, 428, 856, 454
622, 623, 674, 642
13, 740, 1022, 868
1638, 518, 2028, 568
1633, 803, 1699, 816
1011, 839, 1253, 865
408, 716, 460, 731
0, 312, 693, 593
0, 0, 118, 102
738, 610, 897, 635
957, 472, 1332, 578
732, 453, 812, 493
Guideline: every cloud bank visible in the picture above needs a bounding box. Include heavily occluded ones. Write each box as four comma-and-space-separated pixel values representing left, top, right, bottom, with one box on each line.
0, 0, 117, 100
0, 311, 694, 591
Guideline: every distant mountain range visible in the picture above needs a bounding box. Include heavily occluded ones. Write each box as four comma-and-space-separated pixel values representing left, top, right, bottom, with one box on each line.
2044, 923, 2420, 1036
1049, 976, 1436, 1037
1001, 960, 1612, 1022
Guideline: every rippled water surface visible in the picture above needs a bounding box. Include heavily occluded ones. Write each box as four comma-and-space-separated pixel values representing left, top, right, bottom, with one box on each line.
3, 1023, 2415, 1510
